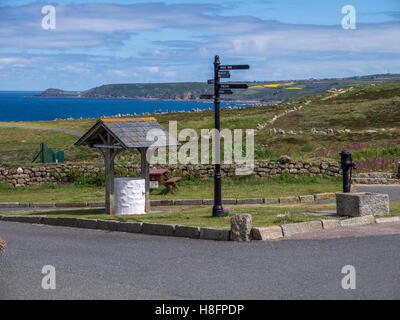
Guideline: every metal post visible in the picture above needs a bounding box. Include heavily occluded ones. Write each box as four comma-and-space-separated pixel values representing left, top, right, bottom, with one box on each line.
342, 164, 350, 193
340, 150, 355, 193
397, 161, 400, 178
212, 55, 224, 217
40, 143, 45, 163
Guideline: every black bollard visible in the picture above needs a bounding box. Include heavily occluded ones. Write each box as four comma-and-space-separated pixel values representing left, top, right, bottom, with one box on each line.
398, 161, 400, 178
340, 150, 356, 193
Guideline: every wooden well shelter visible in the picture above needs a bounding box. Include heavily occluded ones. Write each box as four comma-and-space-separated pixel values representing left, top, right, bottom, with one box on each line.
75, 117, 179, 214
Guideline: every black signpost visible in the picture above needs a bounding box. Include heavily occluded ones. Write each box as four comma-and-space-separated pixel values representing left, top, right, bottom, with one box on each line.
201, 55, 250, 217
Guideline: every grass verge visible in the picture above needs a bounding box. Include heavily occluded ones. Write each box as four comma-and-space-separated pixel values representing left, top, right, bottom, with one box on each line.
0, 176, 341, 202
2, 202, 400, 229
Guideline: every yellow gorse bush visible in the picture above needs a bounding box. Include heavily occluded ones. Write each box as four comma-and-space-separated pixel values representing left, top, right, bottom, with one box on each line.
249, 82, 297, 89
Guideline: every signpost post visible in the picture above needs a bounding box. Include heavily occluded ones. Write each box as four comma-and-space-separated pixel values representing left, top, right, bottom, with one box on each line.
201, 55, 250, 217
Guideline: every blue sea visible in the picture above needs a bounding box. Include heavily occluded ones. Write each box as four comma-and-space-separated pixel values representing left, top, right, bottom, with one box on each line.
0, 91, 251, 122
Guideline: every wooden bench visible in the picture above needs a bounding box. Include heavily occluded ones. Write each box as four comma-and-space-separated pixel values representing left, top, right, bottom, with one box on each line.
160, 177, 182, 194
149, 169, 182, 194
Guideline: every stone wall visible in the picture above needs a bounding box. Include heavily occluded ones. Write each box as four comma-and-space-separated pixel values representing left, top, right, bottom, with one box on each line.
0, 164, 101, 187
125, 161, 343, 178
0, 161, 345, 188
351, 172, 400, 185
1, 161, 399, 188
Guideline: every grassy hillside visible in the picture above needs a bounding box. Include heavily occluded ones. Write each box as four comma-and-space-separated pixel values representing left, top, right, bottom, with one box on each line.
255, 81, 400, 167
37, 74, 400, 103
3, 80, 400, 172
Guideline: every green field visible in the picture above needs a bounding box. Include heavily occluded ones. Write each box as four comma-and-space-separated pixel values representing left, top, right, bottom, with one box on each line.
2, 79, 400, 169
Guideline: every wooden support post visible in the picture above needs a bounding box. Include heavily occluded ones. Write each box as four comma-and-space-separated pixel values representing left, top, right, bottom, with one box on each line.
140, 148, 150, 213
97, 133, 119, 215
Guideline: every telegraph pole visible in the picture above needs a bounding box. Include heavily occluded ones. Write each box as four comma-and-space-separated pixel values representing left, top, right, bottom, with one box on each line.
201, 55, 250, 217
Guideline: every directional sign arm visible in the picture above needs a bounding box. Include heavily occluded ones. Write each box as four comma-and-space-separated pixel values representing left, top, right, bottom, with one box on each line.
218, 71, 230, 78
219, 83, 248, 89
219, 89, 233, 95
219, 65, 250, 70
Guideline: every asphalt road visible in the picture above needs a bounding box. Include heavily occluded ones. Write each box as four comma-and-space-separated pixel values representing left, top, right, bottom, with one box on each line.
1, 221, 400, 299
355, 185, 400, 202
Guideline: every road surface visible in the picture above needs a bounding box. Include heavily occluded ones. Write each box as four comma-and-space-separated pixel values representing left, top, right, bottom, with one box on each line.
355, 185, 400, 202
1, 221, 399, 299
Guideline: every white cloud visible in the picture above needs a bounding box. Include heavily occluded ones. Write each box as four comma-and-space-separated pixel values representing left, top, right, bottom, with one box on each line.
60, 65, 90, 73
145, 66, 160, 73
0, 57, 31, 69
0, 2, 399, 89
207, 24, 400, 56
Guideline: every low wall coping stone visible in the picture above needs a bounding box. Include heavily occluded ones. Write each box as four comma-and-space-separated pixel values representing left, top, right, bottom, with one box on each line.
141, 222, 176, 236
237, 198, 263, 205
117, 221, 143, 233
264, 198, 279, 204
251, 226, 283, 240
299, 195, 314, 203
0, 202, 19, 208
375, 216, 400, 224
175, 225, 201, 239
55, 202, 87, 208
76, 218, 98, 229
200, 228, 230, 241
279, 196, 299, 204
340, 215, 375, 227
282, 220, 322, 236
29, 202, 55, 208
97, 220, 120, 231
321, 219, 341, 229
174, 199, 203, 206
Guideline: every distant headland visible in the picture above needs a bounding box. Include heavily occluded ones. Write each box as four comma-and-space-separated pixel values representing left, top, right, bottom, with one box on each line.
36, 74, 400, 103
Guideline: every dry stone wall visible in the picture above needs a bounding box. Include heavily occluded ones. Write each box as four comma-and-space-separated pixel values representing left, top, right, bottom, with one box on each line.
1, 162, 398, 188
0, 161, 344, 188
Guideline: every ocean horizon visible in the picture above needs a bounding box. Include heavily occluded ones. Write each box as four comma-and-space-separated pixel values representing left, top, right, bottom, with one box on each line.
0, 91, 251, 122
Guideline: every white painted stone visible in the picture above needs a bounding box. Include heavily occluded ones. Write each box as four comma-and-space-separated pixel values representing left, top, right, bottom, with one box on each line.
114, 178, 145, 215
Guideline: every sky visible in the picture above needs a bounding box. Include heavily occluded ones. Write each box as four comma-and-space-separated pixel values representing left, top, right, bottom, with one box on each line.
0, 0, 399, 90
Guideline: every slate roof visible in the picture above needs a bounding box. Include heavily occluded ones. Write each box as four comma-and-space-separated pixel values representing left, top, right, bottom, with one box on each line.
75, 117, 179, 149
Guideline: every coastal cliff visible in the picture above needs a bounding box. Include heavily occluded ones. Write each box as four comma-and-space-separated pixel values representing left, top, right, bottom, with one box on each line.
36, 74, 400, 102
